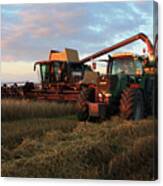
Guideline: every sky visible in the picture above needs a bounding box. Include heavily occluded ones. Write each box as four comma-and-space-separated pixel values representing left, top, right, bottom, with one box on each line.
1, 0, 157, 82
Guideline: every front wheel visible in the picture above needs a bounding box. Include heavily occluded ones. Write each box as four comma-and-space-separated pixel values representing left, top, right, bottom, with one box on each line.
77, 87, 89, 121
77, 103, 89, 121
77, 86, 96, 121
119, 88, 144, 120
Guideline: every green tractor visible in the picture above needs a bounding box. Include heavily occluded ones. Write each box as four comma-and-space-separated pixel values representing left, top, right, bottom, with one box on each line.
77, 33, 158, 121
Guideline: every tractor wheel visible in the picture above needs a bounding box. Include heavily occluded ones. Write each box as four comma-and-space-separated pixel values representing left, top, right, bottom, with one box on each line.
145, 82, 158, 118
77, 87, 89, 121
77, 104, 89, 121
120, 88, 144, 120
77, 87, 95, 121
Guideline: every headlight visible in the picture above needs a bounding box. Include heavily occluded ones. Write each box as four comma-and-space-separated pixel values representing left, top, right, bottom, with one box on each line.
98, 93, 103, 98
105, 93, 112, 97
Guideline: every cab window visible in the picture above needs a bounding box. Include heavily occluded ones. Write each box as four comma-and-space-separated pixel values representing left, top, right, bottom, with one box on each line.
111, 58, 143, 75
40, 64, 50, 82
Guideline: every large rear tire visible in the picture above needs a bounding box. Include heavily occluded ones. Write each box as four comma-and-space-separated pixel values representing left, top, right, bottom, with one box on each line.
120, 88, 144, 120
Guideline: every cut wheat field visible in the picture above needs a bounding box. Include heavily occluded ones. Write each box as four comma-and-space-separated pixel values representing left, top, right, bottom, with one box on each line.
1, 99, 157, 180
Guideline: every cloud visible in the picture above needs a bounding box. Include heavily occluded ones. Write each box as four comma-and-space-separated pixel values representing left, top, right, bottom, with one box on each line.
1, 1, 155, 63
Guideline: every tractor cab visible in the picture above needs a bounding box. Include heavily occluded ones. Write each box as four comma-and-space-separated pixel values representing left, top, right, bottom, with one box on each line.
91, 52, 143, 76
108, 52, 143, 76
108, 52, 157, 94
107, 53, 144, 96
87, 52, 144, 97
35, 60, 87, 83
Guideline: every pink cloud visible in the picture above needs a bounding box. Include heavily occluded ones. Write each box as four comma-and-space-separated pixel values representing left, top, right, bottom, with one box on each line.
1, 54, 17, 62
2, 6, 85, 48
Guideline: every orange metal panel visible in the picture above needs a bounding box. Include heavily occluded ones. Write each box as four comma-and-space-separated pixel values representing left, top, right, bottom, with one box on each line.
89, 103, 99, 117
49, 48, 79, 62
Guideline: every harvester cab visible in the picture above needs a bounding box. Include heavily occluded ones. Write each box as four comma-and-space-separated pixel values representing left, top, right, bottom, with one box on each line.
34, 48, 90, 89
77, 33, 158, 121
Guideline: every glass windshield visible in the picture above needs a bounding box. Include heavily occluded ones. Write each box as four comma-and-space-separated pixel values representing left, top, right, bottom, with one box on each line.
111, 58, 143, 75
70, 63, 83, 71
40, 64, 50, 82
69, 63, 84, 76
51, 62, 62, 82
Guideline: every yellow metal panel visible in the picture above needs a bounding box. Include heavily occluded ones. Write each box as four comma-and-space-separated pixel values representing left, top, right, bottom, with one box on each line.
65, 48, 79, 62
49, 48, 79, 62
112, 52, 135, 58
